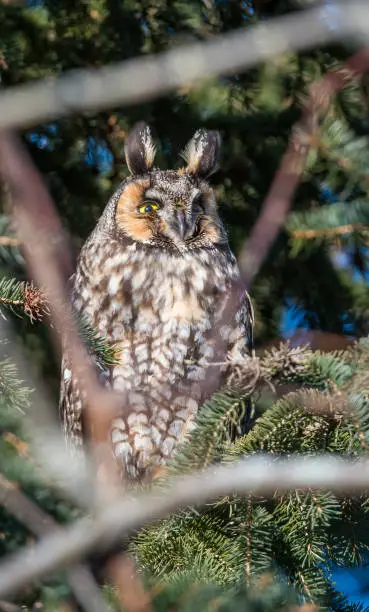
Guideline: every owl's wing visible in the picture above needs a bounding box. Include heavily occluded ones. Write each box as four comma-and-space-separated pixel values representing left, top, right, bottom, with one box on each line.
59, 356, 84, 456
60, 337, 114, 454
227, 287, 255, 361
59, 274, 83, 455
224, 286, 255, 434
59, 274, 110, 458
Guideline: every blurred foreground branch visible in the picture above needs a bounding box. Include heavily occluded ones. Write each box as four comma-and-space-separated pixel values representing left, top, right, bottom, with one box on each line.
0, 475, 112, 612
0, 3, 368, 130
0, 132, 124, 487
0, 453, 367, 598
0, 314, 95, 509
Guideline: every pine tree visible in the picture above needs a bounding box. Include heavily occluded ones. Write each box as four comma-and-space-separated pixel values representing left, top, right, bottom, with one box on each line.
0, 0, 369, 610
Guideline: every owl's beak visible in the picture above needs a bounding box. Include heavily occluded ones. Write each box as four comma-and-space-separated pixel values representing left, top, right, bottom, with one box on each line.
167, 210, 199, 243
173, 210, 193, 241
176, 211, 187, 240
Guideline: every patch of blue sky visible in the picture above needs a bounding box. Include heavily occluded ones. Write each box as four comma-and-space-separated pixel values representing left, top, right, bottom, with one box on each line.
320, 181, 339, 203
332, 244, 369, 279
29, 130, 114, 174
341, 313, 356, 334
352, 266, 369, 283
331, 248, 351, 269
85, 137, 114, 175
280, 298, 357, 337
240, 1, 254, 16
28, 132, 50, 150
28, 123, 57, 151
333, 567, 369, 608
280, 298, 311, 338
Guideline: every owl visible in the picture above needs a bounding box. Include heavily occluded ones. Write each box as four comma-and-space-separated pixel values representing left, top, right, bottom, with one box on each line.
60, 122, 254, 482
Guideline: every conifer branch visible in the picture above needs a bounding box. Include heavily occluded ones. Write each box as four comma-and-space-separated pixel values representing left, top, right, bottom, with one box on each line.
291, 224, 369, 239
0, 279, 49, 323
0, 357, 32, 416
244, 496, 253, 586
135, 343, 369, 600
78, 316, 119, 369
287, 117, 369, 245
288, 199, 369, 243
0, 237, 19, 247
0, 312, 96, 509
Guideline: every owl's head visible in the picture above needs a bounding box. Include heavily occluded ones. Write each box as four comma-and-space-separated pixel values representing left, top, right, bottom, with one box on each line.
108, 122, 227, 251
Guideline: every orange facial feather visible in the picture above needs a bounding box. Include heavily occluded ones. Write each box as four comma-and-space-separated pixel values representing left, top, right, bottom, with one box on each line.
116, 180, 152, 241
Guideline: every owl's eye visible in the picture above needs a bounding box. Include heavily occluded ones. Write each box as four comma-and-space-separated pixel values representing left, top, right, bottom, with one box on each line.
138, 202, 160, 214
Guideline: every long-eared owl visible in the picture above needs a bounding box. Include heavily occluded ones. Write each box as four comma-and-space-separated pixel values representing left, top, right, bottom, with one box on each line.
60, 122, 253, 482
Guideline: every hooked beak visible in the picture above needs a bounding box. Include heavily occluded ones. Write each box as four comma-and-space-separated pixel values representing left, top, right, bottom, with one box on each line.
176, 211, 187, 240
173, 211, 198, 241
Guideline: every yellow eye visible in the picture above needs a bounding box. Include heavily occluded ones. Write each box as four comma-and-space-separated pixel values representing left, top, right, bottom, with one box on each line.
138, 202, 160, 214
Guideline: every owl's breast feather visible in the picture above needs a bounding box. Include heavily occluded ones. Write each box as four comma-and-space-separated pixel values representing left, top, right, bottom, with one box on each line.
71, 245, 240, 480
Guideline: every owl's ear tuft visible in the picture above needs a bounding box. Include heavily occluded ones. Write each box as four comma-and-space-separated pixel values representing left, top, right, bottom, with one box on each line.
181, 129, 221, 178
124, 122, 157, 175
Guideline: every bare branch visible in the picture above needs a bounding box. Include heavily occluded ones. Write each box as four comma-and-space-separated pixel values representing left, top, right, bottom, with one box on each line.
239, 45, 369, 288
0, 454, 368, 598
67, 566, 114, 612
291, 224, 369, 239
106, 555, 153, 612
0, 3, 368, 130
0, 132, 124, 486
0, 474, 112, 612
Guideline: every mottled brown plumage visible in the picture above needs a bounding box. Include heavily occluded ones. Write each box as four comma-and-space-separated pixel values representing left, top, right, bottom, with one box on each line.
60, 122, 253, 482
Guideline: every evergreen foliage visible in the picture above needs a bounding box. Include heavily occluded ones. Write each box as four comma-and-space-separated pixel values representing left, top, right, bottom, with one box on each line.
134, 341, 369, 609
78, 314, 119, 368
0, 0, 369, 610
